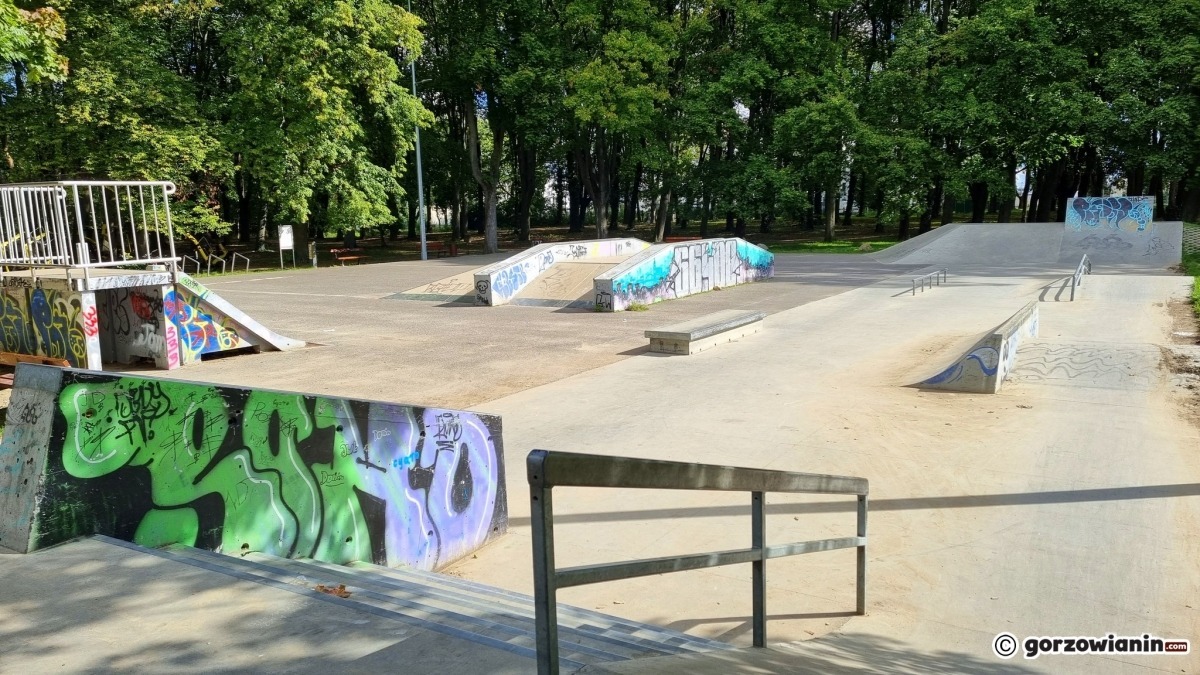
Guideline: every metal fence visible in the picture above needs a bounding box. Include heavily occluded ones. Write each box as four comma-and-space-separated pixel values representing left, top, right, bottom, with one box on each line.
0, 181, 179, 277
528, 450, 869, 674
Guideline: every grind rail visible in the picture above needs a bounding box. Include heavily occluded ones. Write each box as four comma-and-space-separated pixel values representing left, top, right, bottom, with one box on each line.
528, 450, 868, 674
1070, 254, 1091, 301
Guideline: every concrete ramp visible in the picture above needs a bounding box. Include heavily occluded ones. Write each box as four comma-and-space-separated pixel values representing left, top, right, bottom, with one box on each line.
594, 238, 774, 311
508, 258, 629, 308
170, 273, 304, 365
393, 268, 480, 303
475, 239, 650, 306
917, 301, 1040, 393
873, 220, 1182, 271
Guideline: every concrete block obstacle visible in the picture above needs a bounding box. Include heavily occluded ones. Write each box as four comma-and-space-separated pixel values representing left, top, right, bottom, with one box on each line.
919, 301, 1039, 393
0, 364, 508, 571
645, 310, 766, 355
595, 237, 775, 312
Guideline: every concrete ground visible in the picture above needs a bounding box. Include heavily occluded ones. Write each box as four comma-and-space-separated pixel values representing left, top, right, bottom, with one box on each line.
4, 246, 1199, 673
0, 537, 531, 674
145, 253, 921, 408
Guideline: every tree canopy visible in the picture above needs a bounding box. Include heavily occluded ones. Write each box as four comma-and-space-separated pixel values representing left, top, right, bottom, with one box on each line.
0, 0, 1197, 253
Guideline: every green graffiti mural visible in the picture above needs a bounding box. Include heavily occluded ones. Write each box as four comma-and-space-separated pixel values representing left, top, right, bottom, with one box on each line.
43, 372, 506, 569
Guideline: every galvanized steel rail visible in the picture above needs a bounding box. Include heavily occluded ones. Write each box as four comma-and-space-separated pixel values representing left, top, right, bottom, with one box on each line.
0, 180, 179, 285
528, 450, 868, 674
911, 268, 948, 295
1070, 254, 1091, 301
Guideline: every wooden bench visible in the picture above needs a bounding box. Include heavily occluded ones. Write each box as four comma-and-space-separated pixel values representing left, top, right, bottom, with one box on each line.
664, 236, 703, 243
426, 241, 459, 258
330, 248, 365, 265
644, 310, 765, 355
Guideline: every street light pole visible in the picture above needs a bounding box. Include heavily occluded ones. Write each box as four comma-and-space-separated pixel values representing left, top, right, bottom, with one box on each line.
409, 0, 428, 261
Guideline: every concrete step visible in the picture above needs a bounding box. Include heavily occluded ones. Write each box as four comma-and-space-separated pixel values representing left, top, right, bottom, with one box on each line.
153, 543, 733, 671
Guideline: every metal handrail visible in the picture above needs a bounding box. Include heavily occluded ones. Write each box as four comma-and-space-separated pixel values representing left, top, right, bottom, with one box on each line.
231, 252, 250, 272
181, 254, 201, 275
1070, 254, 1091, 301
911, 268, 948, 295
0, 181, 180, 286
206, 254, 226, 275
529, 450, 868, 674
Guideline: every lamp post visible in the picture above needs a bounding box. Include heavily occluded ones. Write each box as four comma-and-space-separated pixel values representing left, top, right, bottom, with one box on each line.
409, 0, 428, 261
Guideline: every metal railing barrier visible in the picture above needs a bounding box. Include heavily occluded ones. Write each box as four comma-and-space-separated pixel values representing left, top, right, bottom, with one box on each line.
0, 181, 179, 285
911, 268, 948, 295
231, 252, 250, 273
181, 254, 201, 275
528, 450, 869, 674
1070, 254, 1091, 301
206, 254, 226, 275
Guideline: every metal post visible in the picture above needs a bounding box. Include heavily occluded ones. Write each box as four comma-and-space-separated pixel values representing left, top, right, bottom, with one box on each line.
856, 494, 867, 615
529, 456, 560, 675
751, 490, 766, 647
408, 0, 428, 262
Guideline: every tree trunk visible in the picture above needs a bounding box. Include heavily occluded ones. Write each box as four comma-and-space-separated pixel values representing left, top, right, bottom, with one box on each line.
625, 162, 643, 228
843, 172, 856, 229
574, 127, 611, 239
941, 190, 956, 225
968, 182, 988, 222
554, 163, 565, 226
997, 161, 1016, 223
1019, 169, 1031, 221
898, 211, 910, 241
654, 187, 673, 242
823, 185, 838, 242
515, 137, 535, 242
465, 102, 503, 253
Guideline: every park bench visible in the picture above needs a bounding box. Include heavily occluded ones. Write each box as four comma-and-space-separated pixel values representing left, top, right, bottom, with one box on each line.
664, 236, 702, 243
426, 241, 460, 258
330, 247, 365, 265
644, 309, 765, 355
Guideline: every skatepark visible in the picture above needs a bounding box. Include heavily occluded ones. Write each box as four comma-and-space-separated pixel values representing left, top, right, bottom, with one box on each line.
1, 193, 1198, 673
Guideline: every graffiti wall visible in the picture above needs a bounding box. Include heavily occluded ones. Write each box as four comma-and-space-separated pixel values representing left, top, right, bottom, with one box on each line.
0, 366, 507, 571
0, 278, 100, 368
167, 275, 253, 365
474, 238, 649, 306
1065, 196, 1154, 232
97, 286, 177, 369
921, 301, 1039, 394
594, 238, 775, 311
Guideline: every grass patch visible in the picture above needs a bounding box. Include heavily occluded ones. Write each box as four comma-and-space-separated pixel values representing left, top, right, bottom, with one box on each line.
1182, 225, 1200, 317
627, 301, 650, 312
765, 240, 898, 254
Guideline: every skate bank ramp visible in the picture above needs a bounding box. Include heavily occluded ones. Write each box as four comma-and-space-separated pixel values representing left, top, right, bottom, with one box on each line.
873, 220, 1182, 270
595, 238, 774, 311
0, 364, 508, 571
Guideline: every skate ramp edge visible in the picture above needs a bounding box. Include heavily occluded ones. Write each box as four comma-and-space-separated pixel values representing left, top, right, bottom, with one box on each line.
173, 273, 304, 364
474, 238, 649, 306
917, 301, 1039, 393
0, 364, 508, 571
594, 238, 774, 312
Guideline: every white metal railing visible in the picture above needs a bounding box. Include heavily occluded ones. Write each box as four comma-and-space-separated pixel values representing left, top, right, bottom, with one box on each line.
0, 181, 179, 279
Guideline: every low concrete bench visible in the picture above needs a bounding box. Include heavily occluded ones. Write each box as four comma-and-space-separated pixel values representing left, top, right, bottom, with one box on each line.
645, 310, 766, 355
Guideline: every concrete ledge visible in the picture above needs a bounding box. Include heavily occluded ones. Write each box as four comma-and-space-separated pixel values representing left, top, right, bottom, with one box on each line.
473, 238, 648, 306
646, 310, 765, 355
919, 301, 1039, 393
